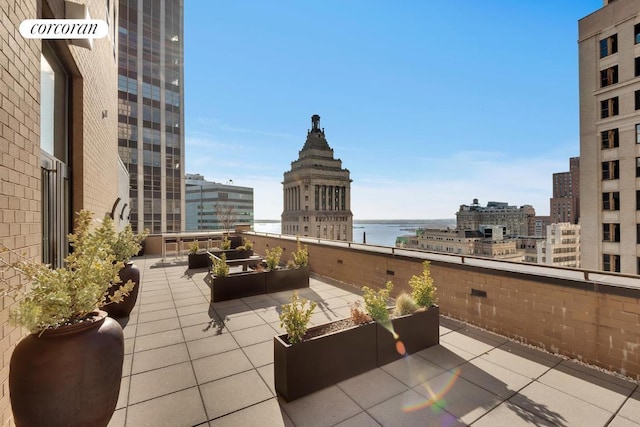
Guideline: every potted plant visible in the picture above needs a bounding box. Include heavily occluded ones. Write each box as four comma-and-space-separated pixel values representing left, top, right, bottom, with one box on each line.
209, 253, 266, 302
0, 210, 133, 426
274, 293, 377, 402
235, 238, 254, 259
187, 240, 210, 270
376, 261, 439, 365
265, 242, 310, 293
100, 215, 148, 318
274, 265, 440, 402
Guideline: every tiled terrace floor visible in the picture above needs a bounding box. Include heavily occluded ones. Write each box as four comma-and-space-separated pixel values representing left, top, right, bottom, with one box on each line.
108, 256, 640, 427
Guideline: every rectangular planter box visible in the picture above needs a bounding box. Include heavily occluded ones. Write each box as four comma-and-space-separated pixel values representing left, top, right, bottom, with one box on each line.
188, 252, 210, 270
265, 266, 310, 293
274, 307, 440, 401
274, 321, 377, 402
376, 305, 440, 366
211, 272, 266, 302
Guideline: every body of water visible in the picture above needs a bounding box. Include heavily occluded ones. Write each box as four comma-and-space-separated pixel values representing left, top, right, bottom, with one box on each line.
253, 219, 455, 247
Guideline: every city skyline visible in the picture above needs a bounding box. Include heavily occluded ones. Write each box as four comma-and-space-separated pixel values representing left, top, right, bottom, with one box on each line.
184, 1, 602, 219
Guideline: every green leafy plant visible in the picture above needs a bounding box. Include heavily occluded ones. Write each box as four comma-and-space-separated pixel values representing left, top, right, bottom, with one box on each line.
0, 210, 134, 333
221, 237, 231, 250
291, 239, 308, 268
409, 261, 437, 308
392, 292, 419, 317
242, 238, 253, 251
100, 215, 149, 263
188, 240, 200, 254
361, 281, 394, 323
349, 301, 372, 325
279, 292, 317, 344
211, 253, 229, 277
265, 246, 283, 270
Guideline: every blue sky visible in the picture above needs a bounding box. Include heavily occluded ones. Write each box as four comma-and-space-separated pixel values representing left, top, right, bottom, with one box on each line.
184, 1, 602, 220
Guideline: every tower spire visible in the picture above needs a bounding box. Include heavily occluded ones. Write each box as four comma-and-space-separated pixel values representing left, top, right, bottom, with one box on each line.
311, 114, 320, 132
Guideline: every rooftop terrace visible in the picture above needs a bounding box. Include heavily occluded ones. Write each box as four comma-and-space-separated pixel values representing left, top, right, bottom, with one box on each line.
108, 255, 639, 427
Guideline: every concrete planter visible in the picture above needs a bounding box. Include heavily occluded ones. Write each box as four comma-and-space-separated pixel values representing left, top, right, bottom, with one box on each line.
274, 321, 377, 402
265, 266, 310, 293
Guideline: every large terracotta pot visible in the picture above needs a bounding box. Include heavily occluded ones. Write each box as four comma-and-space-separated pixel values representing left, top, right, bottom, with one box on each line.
104, 261, 140, 318
10, 310, 124, 427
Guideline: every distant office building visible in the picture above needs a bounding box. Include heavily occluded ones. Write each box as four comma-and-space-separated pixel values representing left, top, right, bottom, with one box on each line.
456, 199, 536, 237
578, 0, 640, 273
551, 157, 580, 224
534, 216, 551, 237
117, 0, 185, 233
536, 223, 581, 268
399, 227, 522, 261
282, 115, 353, 241
185, 174, 254, 231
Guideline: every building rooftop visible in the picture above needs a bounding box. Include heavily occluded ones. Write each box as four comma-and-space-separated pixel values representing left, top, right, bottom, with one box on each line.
109, 256, 640, 427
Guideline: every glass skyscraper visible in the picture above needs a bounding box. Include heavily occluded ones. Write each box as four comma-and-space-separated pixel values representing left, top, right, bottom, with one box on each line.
117, 0, 185, 233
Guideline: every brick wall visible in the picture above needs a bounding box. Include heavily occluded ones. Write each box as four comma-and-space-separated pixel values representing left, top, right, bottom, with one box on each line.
248, 233, 640, 380
0, 1, 41, 425
0, 1, 118, 425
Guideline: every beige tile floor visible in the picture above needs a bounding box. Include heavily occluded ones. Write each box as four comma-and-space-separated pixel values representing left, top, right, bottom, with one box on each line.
108, 256, 640, 427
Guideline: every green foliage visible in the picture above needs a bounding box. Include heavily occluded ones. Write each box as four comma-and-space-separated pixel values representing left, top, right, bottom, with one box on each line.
265, 246, 283, 270
241, 238, 253, 251
361, 281, 394, 323
392, 292, 420, 317
279, 292, 317, 344
189, 240, 200, 254
410, 261, 437, 308
291, 239, 308, 268
100, 215, 149, 262
221, 238, 231, 250
211, 253, 229, 277
0, 210, 134, 333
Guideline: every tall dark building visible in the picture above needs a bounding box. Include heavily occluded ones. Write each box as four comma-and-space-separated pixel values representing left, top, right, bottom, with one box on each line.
550, 157, 580, 224
117, 0, 185, 233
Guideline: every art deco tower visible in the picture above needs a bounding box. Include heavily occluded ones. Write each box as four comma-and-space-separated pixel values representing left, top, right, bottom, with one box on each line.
282, 115, 353, 241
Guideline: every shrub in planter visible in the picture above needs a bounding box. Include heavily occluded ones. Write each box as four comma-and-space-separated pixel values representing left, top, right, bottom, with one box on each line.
211, 253, 229, 277
100, 216, 148, 318
279, 293, 316, 344
362, 281, 394, 323
275, 294, 377, 401
378, 264, 439, 366
265, 246, 283, 271
410, 261, 437, 308
187, 240, 210, 270
265, 243, 309, 293
0, 210, 131, 427
290, 239, 308, 268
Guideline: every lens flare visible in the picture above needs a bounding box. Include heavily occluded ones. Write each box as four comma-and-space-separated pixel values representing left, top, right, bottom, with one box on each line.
402, 367, 461, 413
395, 340, 406, 355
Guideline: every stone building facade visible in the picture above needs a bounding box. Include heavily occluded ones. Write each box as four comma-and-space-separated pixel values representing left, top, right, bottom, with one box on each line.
282, 115, 353, 241
579, 0, 640, 273
0, 1, 120, 424
536, 222, 581, 268
456, 199, 536, 237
